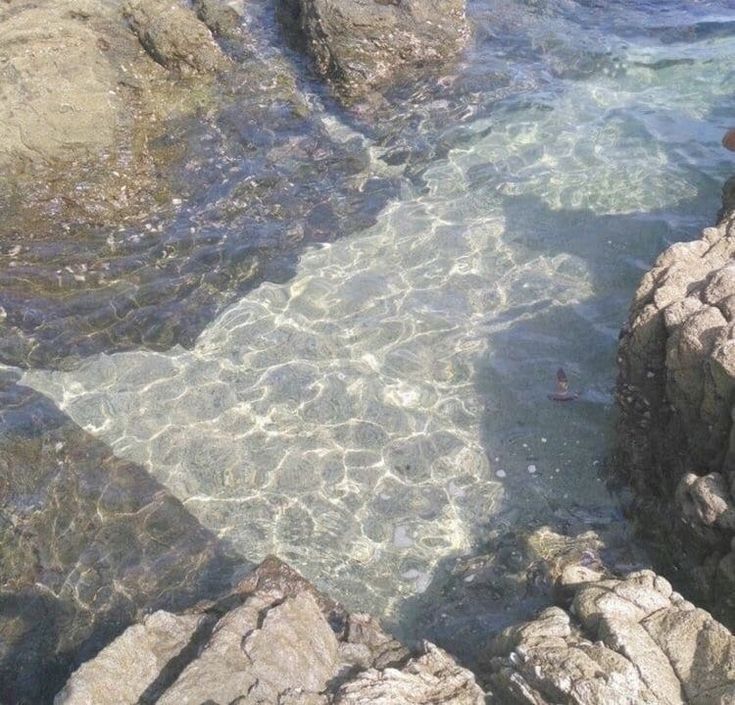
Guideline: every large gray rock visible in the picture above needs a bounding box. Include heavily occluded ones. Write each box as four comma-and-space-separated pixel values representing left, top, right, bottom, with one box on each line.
55, 557, 485, 705
615, 208, 735, 626
278, 0, 469, 102
52, 611, 203, 705
487, 569, 735, 705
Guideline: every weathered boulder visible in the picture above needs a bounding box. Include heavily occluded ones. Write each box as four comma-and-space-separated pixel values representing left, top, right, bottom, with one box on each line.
277, 0, 470, 102
123, 0, 229, 74
614, 207, 735, 626
54, 556, 485, 705
487, 569, 735, 705
0, 0, 244, 230
0, 0, 125, 172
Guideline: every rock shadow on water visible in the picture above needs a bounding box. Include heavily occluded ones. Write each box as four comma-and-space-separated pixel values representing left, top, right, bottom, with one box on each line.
388, 182, 728, 673
0, 371, 248, 705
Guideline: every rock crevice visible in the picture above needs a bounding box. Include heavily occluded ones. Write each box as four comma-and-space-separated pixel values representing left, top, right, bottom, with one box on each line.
615, 210, 735, 626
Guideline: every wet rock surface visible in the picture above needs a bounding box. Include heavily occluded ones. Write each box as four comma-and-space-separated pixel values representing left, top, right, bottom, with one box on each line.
0, 374, 242, 705
277, 0, 469, 103
486, 568, 735, 705
615, 208, 735, 627
0, 0, 223, 223
123, 0, 230, 74
55, 556, 485, 705
0, 0, 398, 370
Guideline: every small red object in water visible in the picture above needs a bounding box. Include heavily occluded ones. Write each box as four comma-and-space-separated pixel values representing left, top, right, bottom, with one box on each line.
723, 129, 735, 152
548, 368, 579, 402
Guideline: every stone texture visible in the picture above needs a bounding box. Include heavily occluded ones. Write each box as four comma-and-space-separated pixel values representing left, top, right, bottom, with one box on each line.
123, 0, 229, 74
0, 376, 240, 705
278, 0, 469, 102
53, 611, 203, 705
333, 642, 485, 704
0, 0, 229, 232
55, 557, 485, 705
487, 570, 735, 705
0, 0, 123, 170
615, 208, 735, 627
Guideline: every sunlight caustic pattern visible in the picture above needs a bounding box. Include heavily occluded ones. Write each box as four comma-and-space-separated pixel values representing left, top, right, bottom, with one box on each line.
20, 18, 735, 620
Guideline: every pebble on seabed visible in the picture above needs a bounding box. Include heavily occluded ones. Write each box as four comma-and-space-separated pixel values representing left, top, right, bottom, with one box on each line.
528, 464, 537, 474
496, 469, 507, 478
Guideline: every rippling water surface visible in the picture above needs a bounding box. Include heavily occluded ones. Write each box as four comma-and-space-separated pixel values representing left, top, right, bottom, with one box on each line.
9, 0, 735, 659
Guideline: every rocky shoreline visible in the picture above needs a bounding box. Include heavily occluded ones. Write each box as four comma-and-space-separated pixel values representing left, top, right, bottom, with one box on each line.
615, 206, 735, 631
2, 0, 735, 703
41, 207, 735, 702
54, 551, 735, 704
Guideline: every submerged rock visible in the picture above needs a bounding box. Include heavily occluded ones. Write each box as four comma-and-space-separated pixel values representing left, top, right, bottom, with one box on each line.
0, 0, 397, 371
614, 207, 735, 627
277, 0, 470, 103
193, 0, 245, 42
0, 376, 241, 705
55, 556, 484, 705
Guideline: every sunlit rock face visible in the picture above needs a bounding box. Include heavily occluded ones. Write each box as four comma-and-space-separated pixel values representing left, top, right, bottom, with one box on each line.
277, 0, 469, 103
615, 210, 735, 628
54, 556, 485, 705
487, 568, 735, 705
0, 374, 242, 705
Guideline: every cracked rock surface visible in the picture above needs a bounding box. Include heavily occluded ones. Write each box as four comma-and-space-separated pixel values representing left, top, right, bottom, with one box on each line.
277, 0, 469, 103
55, 556, 485, 705
486, 569, 735, 705
615, 209, 735, 626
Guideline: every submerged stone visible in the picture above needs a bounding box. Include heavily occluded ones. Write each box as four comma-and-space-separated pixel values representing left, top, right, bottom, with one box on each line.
0, 376, 241, 705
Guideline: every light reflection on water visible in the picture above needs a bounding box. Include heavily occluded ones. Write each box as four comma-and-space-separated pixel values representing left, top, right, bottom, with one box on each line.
7, 0, 735, 666
20, 5, 735, 628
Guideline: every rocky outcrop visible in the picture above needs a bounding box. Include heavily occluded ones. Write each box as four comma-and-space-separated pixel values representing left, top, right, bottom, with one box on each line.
615, 209, 735, 626
486, 569, 735, 704
123, 0, 230, 74
277, 0, 469, 103
0, 0, 238, 228
0, 0, 398, 370
55, 556, 485, 705
0, 376, 241, 705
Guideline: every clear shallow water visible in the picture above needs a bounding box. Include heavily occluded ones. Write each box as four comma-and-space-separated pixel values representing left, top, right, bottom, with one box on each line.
11, 0, 735, 638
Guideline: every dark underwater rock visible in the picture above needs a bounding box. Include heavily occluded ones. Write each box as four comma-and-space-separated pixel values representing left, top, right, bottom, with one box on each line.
0, 376, 242, 705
